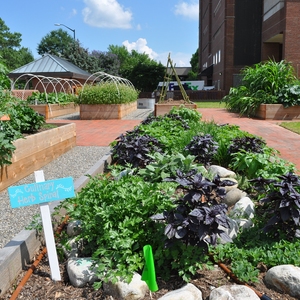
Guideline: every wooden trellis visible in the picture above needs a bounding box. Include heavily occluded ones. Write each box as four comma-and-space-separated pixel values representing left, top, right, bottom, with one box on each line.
159, 53, 190, 103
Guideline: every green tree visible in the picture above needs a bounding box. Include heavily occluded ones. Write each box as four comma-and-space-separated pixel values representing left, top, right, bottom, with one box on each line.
90, 50, 120, 75
108, 45, 165, 91
37, 29, 74, 57
63, 41, 93, 72
0, 18, 34, 70
0, 56, 10, 89
63, 42, 120, 75
187, 48, 198, 80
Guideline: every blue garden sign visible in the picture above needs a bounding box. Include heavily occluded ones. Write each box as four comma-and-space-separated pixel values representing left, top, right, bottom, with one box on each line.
8, 177, 75, 208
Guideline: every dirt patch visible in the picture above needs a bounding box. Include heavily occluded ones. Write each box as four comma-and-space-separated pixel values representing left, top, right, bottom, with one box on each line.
1, 252, 298, 300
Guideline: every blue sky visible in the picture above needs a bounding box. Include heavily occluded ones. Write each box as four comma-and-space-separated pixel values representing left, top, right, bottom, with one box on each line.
1, 0, 199, 67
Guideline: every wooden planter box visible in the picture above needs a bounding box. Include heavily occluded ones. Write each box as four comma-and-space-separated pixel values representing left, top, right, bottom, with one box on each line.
0, 123, 76, 191
255, 104, 300, 120
80, 101, 137, 119
154, 101, 198, 116
29, 103, 79, 120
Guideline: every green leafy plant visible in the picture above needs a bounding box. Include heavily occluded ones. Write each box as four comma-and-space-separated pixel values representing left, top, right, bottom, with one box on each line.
78, 82, 139, 104
60, 104, 300, 286
229, 148, 295, 180
64, 173, 177, 286
6, 100, 45, 133
138, 152, 207, 182
211, 227, 300, 283
222, 59, 299, 116
26, 92, 77, 105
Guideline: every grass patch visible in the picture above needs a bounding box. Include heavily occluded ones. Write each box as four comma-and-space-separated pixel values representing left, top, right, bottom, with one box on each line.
280, 122, 300, 135
195, 101, 226, 108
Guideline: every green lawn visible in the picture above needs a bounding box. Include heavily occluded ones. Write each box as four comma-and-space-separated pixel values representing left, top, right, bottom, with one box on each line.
280, 122, 300, 134
195, 101, 226, 108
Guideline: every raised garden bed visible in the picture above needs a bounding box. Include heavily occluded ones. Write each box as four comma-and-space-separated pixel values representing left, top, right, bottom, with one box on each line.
255, 104, 300, 120
0, 123, 76, 191
29, 103, 79, 120
154, 100, 197, 116
80, 101, 137, 119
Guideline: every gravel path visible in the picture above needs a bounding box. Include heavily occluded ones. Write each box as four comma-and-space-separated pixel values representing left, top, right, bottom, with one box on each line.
0, 146, 111, 248
0, 108, 153, 249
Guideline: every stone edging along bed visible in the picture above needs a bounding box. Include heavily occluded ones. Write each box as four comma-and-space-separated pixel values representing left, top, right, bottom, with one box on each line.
0, 152, 112, 297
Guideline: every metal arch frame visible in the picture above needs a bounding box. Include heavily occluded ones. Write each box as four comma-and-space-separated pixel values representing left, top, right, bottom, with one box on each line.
11, 74, 50, 102
81, 72, 136, 101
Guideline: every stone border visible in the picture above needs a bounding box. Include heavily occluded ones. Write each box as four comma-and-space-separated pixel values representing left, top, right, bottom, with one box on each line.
0, 153, 112, 296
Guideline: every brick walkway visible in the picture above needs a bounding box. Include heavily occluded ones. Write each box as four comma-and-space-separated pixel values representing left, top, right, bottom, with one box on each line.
49, 108, 300, 172
199, 108, 300, 172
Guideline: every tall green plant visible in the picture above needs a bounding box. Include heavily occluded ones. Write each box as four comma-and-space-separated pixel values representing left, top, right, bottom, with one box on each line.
223, 59, 299, 116
78, 82, 139, 104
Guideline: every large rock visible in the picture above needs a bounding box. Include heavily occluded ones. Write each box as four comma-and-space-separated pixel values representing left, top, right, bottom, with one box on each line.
229, 197, 255, 219
219, 218, 238, 242
223, 188, 247, 207
103, 272, 148, 300
264, 265, 300, 298
67, 220, 82, 237
220, 177, 238, 192
209, 285, 260, 299
208, 165, 236, 178
67, 257, 98, 288
158, 283, 203, 300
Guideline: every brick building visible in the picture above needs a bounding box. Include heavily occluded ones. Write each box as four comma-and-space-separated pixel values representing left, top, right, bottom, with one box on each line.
198, 0, 300, 94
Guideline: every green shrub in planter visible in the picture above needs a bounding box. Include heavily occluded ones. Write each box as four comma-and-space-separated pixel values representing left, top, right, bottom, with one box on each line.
77, 82, 139, 104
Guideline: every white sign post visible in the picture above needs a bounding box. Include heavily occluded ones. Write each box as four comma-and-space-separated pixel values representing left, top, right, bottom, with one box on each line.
34, 170, 61, 281
8, 170, 75, 281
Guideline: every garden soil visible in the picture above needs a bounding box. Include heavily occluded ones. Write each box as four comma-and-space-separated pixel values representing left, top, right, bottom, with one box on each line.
1, 251, 298, 300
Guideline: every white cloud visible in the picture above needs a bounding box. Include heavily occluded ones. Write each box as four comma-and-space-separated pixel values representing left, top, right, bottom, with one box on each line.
156, 52, 191, 67
122, 39, 191, 67
82, 0, 132, 29
122, 38, 158, 60
70, 8, 77, 16
174, 1, 199, 20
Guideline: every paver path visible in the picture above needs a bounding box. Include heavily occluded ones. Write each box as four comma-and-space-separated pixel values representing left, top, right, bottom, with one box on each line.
199, 108, 300, 172
49, 108, 300, 172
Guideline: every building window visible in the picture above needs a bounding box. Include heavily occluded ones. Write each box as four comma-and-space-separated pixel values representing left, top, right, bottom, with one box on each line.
214, 0, 222, 16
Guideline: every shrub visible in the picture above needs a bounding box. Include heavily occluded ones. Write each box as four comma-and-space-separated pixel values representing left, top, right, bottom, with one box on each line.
64, 173, 177, 285
184, 134, 218, 166
222, 59, 299, 116
5, 100, 45, 134
0, 95, 45, 166
78, 82, 139, 104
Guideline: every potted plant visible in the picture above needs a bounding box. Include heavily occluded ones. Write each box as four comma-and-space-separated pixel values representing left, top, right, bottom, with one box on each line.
223, 59, 300, 120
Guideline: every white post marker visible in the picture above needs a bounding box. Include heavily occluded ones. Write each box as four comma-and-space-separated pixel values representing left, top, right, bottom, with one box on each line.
34, 170, 61, 281
8, 171, 75, 281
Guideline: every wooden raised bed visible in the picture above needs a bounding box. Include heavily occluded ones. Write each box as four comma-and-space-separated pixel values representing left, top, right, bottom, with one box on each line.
154, 100, 197, 116
255, 104, 300, 120
0, 123, 76, 191
29, 103, 79, 120
80, 101, 137, 120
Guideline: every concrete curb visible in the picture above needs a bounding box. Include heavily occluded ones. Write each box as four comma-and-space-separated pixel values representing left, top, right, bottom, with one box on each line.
0, 153, 112, 296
